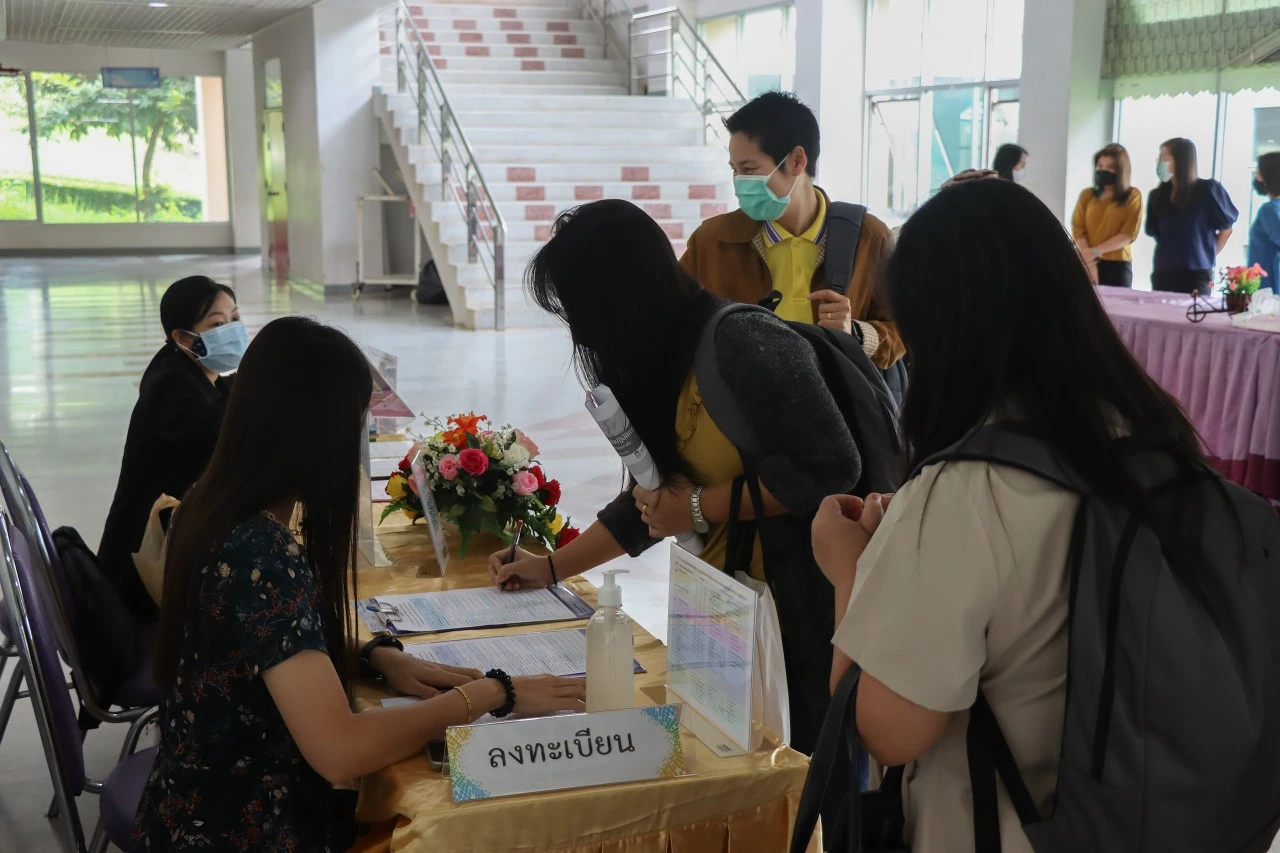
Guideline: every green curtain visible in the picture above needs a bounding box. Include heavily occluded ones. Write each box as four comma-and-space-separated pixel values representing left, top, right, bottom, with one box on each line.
1105, 0, 1280, 87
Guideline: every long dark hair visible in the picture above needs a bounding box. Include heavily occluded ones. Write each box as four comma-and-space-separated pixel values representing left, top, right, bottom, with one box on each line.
1094, 143, 1136, 206
1154, 137, 1199, 213
992, 144, 1027, 181
160, 275, 236, 343
525, 200, 719, 481
155, 316, 373, 688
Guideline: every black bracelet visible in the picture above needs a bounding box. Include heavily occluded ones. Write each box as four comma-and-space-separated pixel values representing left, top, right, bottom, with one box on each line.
360, 635, 404, 683
547, 554, 558, 585
486, 668, 516, 718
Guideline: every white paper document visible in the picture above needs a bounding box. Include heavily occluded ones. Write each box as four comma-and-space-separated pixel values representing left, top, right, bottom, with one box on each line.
369, 457, 400, 480
402, 628, 644, 678
368, 440, 415, 460
666, 546, 757, 752
358, 586, 595, 636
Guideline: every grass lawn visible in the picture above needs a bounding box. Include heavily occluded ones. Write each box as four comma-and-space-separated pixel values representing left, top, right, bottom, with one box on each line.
0, 179, 202, 223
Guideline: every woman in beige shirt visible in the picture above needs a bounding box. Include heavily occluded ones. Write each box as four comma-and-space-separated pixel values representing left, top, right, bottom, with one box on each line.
810, 177, 1208, 852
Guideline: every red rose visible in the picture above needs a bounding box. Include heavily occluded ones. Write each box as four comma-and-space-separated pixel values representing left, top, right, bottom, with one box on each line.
398, 449, 416, 475
556, 525, 581, 549
541, 479, 562, 507
458, 448, 489, 477
530, 466, 547, 489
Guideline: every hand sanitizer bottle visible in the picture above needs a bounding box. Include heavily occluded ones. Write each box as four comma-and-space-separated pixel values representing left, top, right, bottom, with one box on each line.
586, 569, 634, 712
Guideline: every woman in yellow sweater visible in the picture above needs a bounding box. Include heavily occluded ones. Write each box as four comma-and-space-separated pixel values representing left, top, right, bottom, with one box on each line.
1072, 143, 1143, 287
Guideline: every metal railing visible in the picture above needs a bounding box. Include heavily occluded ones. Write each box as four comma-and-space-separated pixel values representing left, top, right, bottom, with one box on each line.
584, 0, 746, 146
383, 1, 508, 329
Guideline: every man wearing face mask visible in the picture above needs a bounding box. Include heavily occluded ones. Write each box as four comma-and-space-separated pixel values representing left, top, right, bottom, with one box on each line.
98, 275, 248, 622
680, 92, 904, 372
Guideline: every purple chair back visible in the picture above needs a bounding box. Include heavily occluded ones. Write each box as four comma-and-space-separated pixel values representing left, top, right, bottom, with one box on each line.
18, 473, 76, 624
1, 517, 86, 795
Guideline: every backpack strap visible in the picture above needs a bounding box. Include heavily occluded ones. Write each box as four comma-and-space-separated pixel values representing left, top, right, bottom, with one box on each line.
968, 692, 1043, 853
791, 663, 865, 853
912, 422, 1090, 496
823, 202, 867, 296
692, 302, 774, 459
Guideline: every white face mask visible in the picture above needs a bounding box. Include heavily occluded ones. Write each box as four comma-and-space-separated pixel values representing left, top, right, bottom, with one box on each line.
1012, 169, 1028, 185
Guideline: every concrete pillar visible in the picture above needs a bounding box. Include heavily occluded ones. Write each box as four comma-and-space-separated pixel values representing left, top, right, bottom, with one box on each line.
197, 76, 230, 223
224, 49, 261, 251
1017, 0, 1111, 221
793, 0, 867, 203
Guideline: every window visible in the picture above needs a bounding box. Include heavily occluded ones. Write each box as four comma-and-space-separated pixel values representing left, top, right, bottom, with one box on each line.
0, 74, 36, 221
698, 5, 796, 99
864, 0, 1023, 222
1220, 88, 1280, 273
2, 70, 230, 224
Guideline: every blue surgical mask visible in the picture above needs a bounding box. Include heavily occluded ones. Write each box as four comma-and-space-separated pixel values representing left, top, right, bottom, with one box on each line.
1156, 160, 1173, 183
734, 161, 797, 222
180, 320, 249, 374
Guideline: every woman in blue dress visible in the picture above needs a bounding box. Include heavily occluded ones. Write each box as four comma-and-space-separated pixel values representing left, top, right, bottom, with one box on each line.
1249, 152, 1280, 287
1145, 138, 1238, 296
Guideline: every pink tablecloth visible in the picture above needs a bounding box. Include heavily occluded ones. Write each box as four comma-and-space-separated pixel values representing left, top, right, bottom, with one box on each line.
1099, 286, 1280, 499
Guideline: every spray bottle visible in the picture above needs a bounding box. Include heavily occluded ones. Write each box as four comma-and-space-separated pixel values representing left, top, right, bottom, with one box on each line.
586, 569, 634, 712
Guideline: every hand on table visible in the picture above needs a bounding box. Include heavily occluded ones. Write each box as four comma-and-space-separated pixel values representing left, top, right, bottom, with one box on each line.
488, 546, 553, 591
369, 646, 482, 699
633, 480, 694, 539
809, 289, 854, 336
509, 675, 586, 716
811, 492, 894, 590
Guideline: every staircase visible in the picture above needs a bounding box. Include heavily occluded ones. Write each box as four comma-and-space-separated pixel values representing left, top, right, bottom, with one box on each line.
375, 0, 737, 329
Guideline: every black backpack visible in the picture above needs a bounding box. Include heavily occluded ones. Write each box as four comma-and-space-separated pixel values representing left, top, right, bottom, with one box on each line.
414, 260, 448, 305
694, 302, 901, 755
51, 526, 140, 717
820, 202, 908, 408
938, 425, 1280, 852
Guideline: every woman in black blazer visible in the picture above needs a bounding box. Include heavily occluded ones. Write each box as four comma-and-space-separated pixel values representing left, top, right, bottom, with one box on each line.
98, 276, 247, 621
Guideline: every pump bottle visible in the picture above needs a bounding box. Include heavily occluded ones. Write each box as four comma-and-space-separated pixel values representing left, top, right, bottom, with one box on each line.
586, 569, 634, 712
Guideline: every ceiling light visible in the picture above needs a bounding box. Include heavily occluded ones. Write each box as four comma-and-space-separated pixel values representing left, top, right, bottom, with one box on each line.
148, 2, 169, 7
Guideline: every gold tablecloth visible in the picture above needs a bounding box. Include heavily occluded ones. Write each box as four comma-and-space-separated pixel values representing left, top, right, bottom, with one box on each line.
350, 516, 818, 853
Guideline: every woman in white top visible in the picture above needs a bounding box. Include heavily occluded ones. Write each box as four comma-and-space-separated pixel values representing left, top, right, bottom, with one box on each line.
810, 176, 1209, 852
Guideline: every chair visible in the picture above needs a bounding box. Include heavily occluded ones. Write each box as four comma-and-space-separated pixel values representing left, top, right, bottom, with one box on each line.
0, 442, 158, 751
0, 510, 157, 853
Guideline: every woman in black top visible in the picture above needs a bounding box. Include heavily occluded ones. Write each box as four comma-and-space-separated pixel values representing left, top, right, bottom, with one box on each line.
98, 276, 245, 621
489, 199, 896, 752
993, 143, 1028, 184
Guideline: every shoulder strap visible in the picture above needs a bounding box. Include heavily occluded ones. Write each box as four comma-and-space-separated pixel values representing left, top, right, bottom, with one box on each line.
823, 202, 867, 296
693, 302, 773, 458
967, 692, 1043, 853
791, 663, 864, 853
911, 422, 1090, 496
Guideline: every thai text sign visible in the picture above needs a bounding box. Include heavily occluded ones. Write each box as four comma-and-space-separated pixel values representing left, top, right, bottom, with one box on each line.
445, 704, 687, 802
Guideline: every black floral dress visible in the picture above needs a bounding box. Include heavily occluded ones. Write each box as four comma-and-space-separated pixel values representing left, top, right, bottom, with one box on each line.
133, 514, 351, 851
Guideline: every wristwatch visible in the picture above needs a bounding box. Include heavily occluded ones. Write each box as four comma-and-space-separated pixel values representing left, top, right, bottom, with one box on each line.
690, 486, 711, 534
360, 635, 404, 683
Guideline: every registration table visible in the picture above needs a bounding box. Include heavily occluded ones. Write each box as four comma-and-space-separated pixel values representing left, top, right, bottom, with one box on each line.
348, 517, 818, 853
1100, 286, 1280, 501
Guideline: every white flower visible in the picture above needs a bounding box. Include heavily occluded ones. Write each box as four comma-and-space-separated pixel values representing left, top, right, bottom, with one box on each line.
502, 442, 532, 468
456, 485, 466, 495
218, 563, 231, 578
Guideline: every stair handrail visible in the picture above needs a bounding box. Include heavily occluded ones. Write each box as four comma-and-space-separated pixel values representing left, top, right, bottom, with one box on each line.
387, 1, 508, 330
584, 0, 747, 144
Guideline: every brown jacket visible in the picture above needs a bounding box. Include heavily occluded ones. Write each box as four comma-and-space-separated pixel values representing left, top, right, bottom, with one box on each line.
679, 191, 905, 368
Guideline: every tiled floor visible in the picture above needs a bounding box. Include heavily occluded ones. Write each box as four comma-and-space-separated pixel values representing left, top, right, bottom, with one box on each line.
0, 254, 669, 851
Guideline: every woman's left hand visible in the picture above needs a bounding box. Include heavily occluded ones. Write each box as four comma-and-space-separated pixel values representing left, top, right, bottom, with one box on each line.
369, 646, 483, 699
811, 493, 894, 590
633, 481, 695, 539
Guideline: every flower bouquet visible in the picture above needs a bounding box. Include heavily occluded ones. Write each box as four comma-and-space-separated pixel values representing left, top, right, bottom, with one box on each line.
1219, 263, 1269, 314
380, 413, 581, 556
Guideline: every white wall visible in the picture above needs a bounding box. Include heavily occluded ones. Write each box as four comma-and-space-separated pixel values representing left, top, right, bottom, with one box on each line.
224, 49, 263, 252
0, 41, 258, 253
251, 2, 384, 286
793, 0, 865, 202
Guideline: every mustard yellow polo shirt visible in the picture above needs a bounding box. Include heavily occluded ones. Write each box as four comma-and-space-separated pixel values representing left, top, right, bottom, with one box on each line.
763, 192, 827, 323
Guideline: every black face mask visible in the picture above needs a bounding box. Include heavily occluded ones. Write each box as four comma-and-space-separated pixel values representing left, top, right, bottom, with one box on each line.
1256, 178, 1270, 197
1094, 170, 1118, 189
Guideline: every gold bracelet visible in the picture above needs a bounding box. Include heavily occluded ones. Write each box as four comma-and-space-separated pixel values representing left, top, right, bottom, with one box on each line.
455, 685, 474, 721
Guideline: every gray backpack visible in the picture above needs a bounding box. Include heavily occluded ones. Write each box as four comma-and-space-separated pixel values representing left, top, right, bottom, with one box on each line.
929, 424, 1280, 852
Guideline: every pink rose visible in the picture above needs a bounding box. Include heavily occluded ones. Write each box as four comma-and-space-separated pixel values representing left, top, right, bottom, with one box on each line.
438, 454, 461, 481
511, 470, 539, 497
459, 448, 490, 477
514, 428, 540, 456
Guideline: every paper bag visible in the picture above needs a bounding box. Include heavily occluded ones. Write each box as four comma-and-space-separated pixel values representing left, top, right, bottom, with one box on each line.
736, 571, 791, 746
133, 494, 180, 607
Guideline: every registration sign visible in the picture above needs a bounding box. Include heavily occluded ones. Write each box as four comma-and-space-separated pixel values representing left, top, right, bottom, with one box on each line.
445, 705, 687, 802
